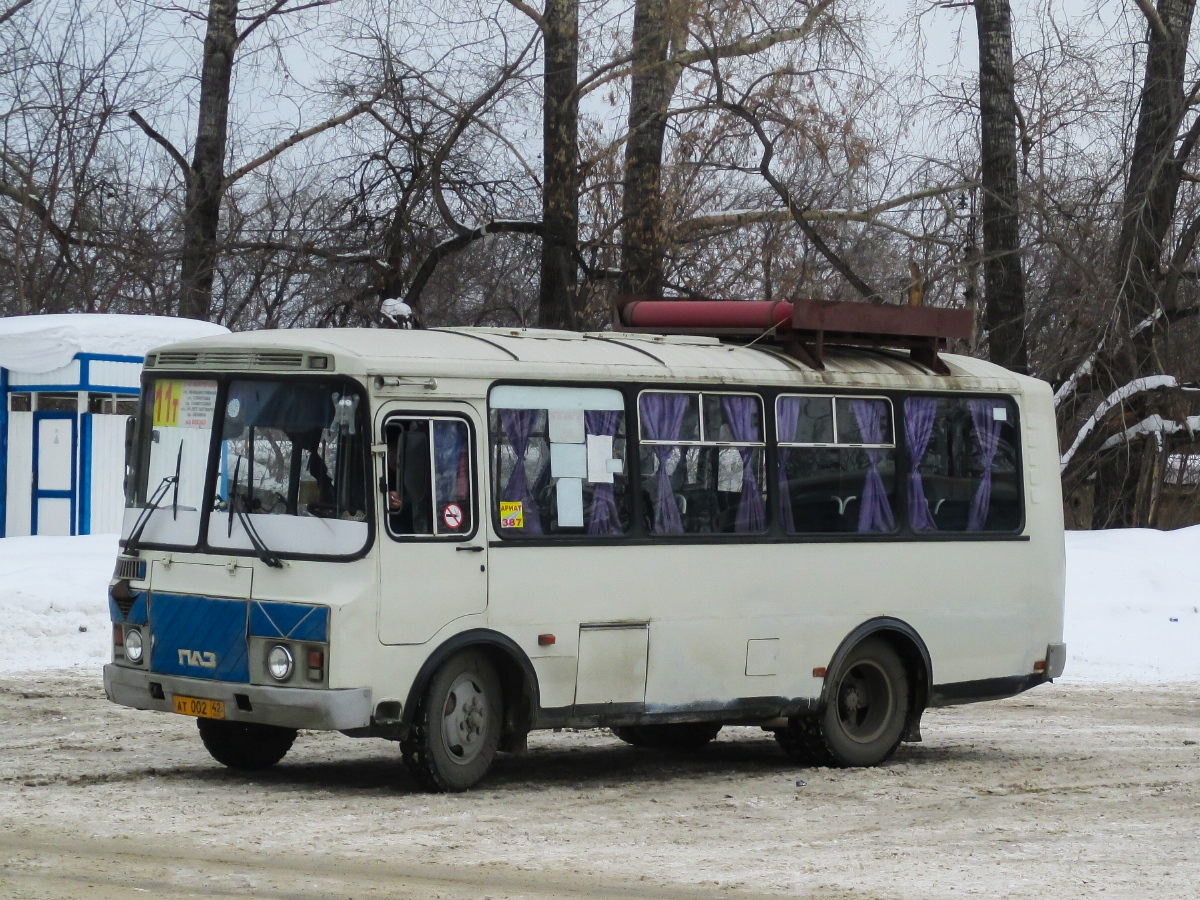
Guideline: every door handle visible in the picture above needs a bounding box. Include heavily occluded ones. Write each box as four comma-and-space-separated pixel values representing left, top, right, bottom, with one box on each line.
455, 545, 484, 553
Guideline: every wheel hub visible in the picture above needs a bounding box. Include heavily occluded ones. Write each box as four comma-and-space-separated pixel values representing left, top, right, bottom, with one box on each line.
441, 673, 488, 765
835, 661, 893, 745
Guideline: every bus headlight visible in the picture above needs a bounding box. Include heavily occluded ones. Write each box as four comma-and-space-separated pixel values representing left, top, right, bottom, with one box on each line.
267, 644, 293, 681
125, 628, 144, 664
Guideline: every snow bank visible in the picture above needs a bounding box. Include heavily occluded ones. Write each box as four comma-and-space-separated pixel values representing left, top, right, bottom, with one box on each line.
0, 534, 118, 674
0, 528, 1195, 682
1063, 526, 1200, 682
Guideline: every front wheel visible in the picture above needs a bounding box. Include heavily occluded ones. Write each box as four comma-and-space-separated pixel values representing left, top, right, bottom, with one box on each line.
777, 637, 910, 768
197, 719, 297, 770
401, 650, 503, 792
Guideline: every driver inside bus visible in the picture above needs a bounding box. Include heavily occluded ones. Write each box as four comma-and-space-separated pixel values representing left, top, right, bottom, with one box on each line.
386, 420, 432, 534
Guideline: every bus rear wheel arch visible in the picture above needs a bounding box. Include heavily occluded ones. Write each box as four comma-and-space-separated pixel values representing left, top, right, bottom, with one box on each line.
778, 630, 922, 768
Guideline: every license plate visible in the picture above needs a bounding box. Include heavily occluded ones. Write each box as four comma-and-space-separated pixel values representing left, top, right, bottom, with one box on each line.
172, 695, 225, 720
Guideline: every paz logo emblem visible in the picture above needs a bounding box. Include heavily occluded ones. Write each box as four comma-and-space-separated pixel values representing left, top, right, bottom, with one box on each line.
178, 649, 217, 669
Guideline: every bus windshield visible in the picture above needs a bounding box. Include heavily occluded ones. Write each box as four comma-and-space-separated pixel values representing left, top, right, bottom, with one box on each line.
123, 377, 371, 558
123, 378, 219, 548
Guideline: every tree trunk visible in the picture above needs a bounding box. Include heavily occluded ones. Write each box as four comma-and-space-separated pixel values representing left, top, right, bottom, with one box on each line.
1114, 0, 1196, 383
538, 0, 580, 329
974, 0, 1028, 373
179, 0, 238, 322
620, 0, 687, 297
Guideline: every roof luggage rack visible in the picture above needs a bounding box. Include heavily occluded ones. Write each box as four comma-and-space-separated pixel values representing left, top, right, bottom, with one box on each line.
613, 296, 974, 375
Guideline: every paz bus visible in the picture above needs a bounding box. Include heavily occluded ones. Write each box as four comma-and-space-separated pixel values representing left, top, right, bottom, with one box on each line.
104, 299, 1066, 791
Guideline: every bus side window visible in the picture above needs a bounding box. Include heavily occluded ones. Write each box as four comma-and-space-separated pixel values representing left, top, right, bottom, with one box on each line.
904, 396, 1021, 533
777, 395, 898, 535
488, 386, 630, 537
639, 390, 766, 535
384, 417, 473, 538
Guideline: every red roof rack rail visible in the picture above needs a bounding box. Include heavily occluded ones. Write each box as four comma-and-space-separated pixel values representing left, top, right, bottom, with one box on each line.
613, 296, 974, 375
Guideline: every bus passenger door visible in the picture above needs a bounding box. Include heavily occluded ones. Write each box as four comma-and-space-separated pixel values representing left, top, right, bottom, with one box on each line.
376, 406, 487, 645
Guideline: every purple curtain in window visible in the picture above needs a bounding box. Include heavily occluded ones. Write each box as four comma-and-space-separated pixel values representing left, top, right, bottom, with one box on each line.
776, 396, 800, 532
639, 393, 687, 534
585, 410, 622, 535
904, 397, 938, 532
720, 395, 765, 532
967, 400, 1002, 531
851, 399, 895, 533
499, 409, 543, 535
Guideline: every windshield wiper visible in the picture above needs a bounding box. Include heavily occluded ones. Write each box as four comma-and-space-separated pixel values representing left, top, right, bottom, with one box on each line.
123, 472, 177, 556
171, 443, 182, 520
227, 457, 283, 569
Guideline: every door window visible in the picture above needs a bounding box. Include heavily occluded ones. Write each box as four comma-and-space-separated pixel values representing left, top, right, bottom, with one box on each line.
383, 416, 474, 538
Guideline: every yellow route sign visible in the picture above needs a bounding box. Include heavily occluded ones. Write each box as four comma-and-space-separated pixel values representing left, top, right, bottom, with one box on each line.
152, 381, 182, 427
152, 380, 217, 429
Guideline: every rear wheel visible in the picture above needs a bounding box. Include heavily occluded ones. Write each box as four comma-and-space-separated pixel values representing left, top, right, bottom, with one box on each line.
776, 637, 909, 768
613, 723, 722, 749
401, 650, 503, 792
197, 719, 296, 770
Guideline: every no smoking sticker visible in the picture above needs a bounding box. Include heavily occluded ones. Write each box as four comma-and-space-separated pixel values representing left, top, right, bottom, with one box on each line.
442, 503, 464, 530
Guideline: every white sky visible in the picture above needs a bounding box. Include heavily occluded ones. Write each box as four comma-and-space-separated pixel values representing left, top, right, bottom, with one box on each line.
112, 0, 1133, 205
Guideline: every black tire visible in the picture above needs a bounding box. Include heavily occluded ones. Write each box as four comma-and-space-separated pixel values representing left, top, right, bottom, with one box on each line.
401, 650, 503, 792
196, 718, 296, 770
612, 723, 722, 749
777, 637, 910, 768
774, 718, 832, 766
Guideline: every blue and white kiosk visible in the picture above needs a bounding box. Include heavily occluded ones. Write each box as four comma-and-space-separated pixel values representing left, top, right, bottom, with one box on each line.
0, 315, 229, 537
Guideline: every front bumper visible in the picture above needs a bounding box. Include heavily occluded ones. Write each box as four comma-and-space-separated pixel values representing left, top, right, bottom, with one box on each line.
103, 664, 372, 731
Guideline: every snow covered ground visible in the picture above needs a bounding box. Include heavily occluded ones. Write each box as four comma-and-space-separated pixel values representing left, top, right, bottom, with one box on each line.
0, 534, 119, 674
1063, 526, 1199, 682
0, 528, 1196, 681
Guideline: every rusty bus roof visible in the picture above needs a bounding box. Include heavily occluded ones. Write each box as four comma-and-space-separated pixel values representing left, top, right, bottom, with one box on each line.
146, 326, 1037, 394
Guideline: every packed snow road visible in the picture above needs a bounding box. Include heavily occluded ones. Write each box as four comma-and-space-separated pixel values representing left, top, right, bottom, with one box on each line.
0, 674, 1197, 899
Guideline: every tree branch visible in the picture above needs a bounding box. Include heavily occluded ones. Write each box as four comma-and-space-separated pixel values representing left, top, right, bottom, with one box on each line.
403, 219, 543, 306
227, 240, 387, 270
0, 179, 130, 253
579, 0, 834, 99
704, 66, 881, 301
225, 99, 375, 186
681, 181, 976, 235
501, 0, 545, 33
429, 37, 536, 237
1132, 0, 1172, 44
0, 0, 34, 28
1059, 374, 1177, 471
237, 0, 339, 45
673, 1, 835, 68
128, 109, 191, 180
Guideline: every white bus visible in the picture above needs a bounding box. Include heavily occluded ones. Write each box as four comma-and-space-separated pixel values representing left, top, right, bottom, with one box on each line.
104, 324, 1066, 791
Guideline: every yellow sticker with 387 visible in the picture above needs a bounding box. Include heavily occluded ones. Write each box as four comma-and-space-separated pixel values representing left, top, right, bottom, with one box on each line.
499, 501, 524, 528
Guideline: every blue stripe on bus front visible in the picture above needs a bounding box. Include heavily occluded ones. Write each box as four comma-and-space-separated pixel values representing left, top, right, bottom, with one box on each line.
149, 593, 249, 682
249, 601, 329, 642
108, 591, 147, 625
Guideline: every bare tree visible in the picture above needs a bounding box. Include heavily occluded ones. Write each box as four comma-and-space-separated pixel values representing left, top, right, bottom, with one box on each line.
0, 0, 174, 318
129, 0, 372, 321
974, 0, 1028, 372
